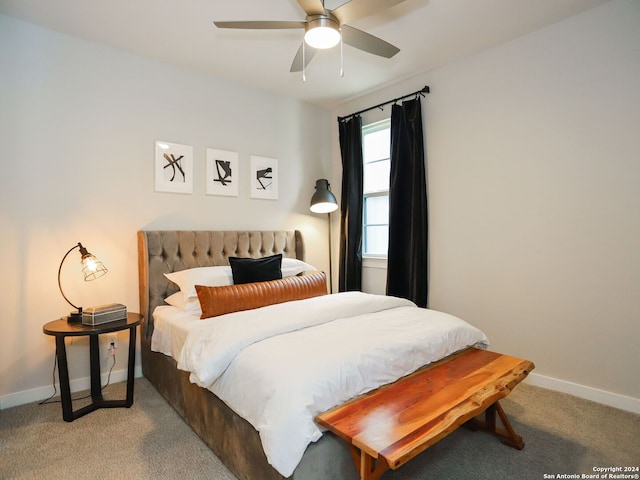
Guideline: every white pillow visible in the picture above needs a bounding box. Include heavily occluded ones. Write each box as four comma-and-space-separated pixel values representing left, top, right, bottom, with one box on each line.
164, 259, 316, 301
164, 291, 202, 314
164, 266, 233, 300
281, 258, 317, 277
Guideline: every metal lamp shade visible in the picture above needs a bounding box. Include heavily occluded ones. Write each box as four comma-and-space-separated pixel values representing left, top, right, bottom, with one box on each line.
310, 179, 338, 213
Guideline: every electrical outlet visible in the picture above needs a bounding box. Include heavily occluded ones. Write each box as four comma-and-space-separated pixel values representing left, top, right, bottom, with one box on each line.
108, 335, 118, 350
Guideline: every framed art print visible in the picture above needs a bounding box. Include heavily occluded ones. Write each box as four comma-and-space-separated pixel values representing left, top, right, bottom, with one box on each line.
250, 155, 278, 200
155, 141, 193, 193
206, 148, 239, 196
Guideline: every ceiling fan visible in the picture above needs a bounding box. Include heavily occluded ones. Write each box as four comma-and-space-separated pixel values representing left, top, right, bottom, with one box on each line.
213, 0, 406, 73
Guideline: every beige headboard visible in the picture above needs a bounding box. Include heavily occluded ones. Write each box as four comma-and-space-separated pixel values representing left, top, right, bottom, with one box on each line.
137, 230, 304, 338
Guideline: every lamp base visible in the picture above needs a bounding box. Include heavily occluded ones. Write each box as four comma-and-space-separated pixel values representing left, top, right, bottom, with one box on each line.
67, 311, 83, 323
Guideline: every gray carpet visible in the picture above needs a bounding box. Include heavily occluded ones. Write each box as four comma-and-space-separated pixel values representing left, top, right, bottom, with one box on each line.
1, 378, 638, 480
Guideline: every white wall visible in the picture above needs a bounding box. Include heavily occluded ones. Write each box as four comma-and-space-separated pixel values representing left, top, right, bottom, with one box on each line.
0, 15, 332, 407
332, 0, 640, 411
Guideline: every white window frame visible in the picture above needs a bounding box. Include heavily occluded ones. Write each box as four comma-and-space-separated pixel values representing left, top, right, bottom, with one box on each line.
362, 118, 391, 259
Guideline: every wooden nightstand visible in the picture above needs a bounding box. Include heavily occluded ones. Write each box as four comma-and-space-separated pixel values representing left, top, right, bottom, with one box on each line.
43, 313, 142, 422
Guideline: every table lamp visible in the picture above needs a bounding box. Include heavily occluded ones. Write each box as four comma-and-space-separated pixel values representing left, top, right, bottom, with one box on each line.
57, 242, 108, 322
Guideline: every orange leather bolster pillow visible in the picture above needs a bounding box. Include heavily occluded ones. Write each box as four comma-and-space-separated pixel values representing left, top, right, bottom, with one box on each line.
195, 272, 327, 319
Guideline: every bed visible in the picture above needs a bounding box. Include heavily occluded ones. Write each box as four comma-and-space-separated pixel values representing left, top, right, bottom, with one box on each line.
138, 230, 362, 480
137, 230, 532, 480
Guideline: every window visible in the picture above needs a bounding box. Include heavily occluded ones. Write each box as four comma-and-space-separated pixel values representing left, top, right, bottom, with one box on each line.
362, 118, 391, 257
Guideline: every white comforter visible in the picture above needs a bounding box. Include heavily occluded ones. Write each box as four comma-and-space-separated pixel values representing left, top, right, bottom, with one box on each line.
176, 292, 489, 477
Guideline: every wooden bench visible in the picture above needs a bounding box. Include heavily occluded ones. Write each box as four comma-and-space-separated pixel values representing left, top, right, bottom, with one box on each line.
315, 348, 534, 480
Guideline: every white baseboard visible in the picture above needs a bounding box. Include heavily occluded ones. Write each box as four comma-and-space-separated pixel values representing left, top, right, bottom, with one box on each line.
3, 368, 638, 415
526, 372, 640, 414
0, 366, 143, 410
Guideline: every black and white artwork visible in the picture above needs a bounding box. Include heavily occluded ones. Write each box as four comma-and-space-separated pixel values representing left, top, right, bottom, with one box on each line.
250, 155, 278, 200
155, 141, 193, 193
206, 148, 239, 196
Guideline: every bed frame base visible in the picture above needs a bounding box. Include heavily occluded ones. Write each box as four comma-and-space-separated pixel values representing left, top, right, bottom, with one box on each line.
141, 337, 287, 480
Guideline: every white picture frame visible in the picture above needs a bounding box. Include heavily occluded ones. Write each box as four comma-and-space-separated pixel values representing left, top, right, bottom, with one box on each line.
250, 155, 278, 200
155, 141, 193, 193
206, 148, 239, 196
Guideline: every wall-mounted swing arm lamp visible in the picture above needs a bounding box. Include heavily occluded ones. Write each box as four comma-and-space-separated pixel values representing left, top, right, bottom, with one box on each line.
310, 179, 338, 293
57, 242, 108, 322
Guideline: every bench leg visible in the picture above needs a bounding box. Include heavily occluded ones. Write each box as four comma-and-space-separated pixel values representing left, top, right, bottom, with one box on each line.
349, 446, 389, 480
465, 400, 525, 450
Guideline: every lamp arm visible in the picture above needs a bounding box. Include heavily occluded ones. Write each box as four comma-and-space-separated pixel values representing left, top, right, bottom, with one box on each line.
58, 243, 81, 310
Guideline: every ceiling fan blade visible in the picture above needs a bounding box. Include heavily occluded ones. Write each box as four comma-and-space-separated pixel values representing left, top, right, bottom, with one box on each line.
297, 0, 326, 16
332, 0, 407, 25
214, 21, 305, 30
341, 25, 400, 58
290, 43, 318, 72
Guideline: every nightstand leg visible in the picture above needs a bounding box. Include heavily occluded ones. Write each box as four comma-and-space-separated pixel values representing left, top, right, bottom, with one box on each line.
89, 335, 103, 402
125, 325, 137, 406
55, 336, 74, 422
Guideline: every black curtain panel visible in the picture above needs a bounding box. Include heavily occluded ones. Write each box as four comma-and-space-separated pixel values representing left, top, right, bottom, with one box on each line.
387, 98, 428, 307
338, 115, 364, 292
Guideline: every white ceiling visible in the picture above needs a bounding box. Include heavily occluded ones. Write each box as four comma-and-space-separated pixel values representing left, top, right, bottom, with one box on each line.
1, 0, 610, 108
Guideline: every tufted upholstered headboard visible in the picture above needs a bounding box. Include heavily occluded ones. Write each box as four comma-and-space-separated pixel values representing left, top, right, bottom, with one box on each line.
137, 230, 304, 338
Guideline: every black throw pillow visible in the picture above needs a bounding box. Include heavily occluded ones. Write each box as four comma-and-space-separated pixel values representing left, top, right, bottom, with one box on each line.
229, 254, 283, 285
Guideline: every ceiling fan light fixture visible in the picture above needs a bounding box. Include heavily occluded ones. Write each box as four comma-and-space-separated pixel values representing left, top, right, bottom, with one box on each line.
304, 15, 340, 49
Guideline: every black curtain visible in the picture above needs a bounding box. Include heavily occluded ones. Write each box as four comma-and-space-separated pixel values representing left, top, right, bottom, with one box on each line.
386, 98, 428, 307
338, 115, 363, 292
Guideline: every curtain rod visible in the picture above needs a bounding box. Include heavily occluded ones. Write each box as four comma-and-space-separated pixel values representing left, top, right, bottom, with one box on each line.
338, 85, 430, 122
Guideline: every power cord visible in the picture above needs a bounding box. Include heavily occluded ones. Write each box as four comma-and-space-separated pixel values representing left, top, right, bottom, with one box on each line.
39, 350, 117, 405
